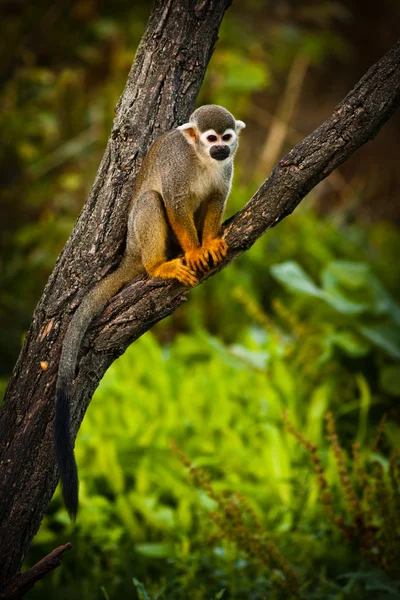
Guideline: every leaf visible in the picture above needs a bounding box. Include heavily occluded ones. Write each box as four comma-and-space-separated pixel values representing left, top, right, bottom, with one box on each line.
134, 543, 172, 559
322, 261, 400, 321
322, 261, 370, 289
360, 324, 400, 359
329, 331, 370, 357
356, 374, 371, 446
322, 291, 368, 315
205, 335, 247, 370
115, 496, 143, 539
229, 344, 269, 370
369, 276, 400, 325
271, 261, 368, 314
133, 578, 151, 600
321, 263, 371, 313
100, 586, 111, 600
306, 383, 330, 445
270, 262, 323, 297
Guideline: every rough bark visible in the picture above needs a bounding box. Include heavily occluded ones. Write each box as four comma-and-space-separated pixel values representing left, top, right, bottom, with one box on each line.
0, 0, 399, 589
0, 0, 232, 584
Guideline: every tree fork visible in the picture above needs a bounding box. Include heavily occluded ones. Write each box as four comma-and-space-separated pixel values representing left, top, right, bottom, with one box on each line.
0, 0, 399, 589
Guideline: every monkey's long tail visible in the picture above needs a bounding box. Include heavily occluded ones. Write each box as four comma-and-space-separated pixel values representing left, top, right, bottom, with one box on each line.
55, 258, 139, 519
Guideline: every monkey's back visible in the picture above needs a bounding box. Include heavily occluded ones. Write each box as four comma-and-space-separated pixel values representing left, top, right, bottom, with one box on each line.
132, 131, 197, 201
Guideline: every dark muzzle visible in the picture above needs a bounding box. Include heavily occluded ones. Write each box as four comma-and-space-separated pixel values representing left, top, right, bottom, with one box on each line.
210, 145, 230, 161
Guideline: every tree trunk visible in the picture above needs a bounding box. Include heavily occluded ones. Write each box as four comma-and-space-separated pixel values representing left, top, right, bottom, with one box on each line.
0, 0, 232, 584
0, 0, 399, 589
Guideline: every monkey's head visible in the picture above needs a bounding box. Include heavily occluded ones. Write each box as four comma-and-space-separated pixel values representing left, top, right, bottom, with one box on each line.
178, 104, 246, 163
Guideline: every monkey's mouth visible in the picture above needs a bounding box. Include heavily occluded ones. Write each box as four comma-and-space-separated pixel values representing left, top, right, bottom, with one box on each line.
210, 146, 230, 161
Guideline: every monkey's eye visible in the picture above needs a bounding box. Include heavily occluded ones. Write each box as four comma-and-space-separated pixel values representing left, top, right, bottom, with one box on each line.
207, 134, 218, 142
222, 134, 232, 142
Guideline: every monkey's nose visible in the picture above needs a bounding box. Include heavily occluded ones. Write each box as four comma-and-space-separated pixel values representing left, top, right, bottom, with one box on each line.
210, 145, 230, 160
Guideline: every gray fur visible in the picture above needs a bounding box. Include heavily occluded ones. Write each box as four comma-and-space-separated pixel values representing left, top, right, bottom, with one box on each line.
190, 104, 236, 134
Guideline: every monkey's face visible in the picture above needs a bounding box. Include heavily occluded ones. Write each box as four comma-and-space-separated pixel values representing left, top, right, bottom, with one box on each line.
177, 106, 246, 162
199, 129, 237, 162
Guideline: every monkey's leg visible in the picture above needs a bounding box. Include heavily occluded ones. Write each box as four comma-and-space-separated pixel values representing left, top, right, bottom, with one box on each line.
165, 204, 210, 274
133, 191, 198, 287
200, 194, 228, 265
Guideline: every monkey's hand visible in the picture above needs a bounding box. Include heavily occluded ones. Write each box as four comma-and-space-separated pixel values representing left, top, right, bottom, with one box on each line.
185, 238, 228, 273
184, 247, 210, 273
173, 260, 198, 287
202, 237, 228, 265
150, 258, 198, 287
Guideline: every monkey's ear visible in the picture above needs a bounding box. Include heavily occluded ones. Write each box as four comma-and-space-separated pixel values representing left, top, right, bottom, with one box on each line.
177, 122, 198, 144
235, 120, 246, 131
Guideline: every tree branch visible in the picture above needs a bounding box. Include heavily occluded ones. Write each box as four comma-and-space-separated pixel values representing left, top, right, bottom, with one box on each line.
0, 544, 72, 600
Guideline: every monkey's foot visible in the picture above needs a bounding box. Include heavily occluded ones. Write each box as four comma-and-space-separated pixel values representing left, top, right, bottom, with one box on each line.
149, 258, 198, 287
184, 247, 210, 273
202, 237, 228, 265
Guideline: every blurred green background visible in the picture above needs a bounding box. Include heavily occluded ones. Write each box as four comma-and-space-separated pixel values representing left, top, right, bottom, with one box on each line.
1, 0, 400, 598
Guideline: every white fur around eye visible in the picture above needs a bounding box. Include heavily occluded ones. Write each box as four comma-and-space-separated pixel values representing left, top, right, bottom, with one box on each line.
222, 128, 236, 143
200, 129, 218, 145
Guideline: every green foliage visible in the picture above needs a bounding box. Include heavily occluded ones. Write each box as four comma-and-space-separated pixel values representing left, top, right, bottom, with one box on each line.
25, 209, 400, 599
285, 411, 400, 580
171, 441, 300, 597
270, 258, 400, 359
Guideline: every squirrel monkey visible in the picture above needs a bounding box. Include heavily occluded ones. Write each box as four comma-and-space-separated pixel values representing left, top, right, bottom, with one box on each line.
55, 105, 246, 518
